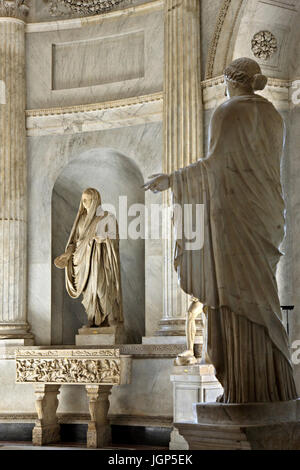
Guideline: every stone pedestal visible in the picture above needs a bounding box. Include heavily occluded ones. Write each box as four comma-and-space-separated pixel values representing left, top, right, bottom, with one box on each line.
32, 384, 61, 446
169, 363, 223, 450
86, 385, 112, 448
75, 326, 125, 346
176, 400, 300, 450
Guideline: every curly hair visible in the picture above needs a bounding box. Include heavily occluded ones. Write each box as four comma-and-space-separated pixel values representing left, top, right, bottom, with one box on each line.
224, 57, 267, 91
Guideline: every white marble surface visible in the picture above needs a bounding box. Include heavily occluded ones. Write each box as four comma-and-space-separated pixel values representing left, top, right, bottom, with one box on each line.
232, 0, 299, 79
26, 7, 163, 109
27, 122, 163, 345
26, 94, 163, 137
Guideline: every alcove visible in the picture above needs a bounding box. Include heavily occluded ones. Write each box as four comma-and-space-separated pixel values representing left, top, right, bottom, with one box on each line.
51, 148, 145, 345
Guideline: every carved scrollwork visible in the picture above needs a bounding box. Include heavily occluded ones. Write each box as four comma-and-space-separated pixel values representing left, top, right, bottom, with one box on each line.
48, 0, 127, 17
16, 357, 121, 384
251, 31, 278, 61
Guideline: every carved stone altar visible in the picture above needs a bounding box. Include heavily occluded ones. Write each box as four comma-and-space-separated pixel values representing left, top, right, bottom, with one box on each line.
15, 348, 131, 447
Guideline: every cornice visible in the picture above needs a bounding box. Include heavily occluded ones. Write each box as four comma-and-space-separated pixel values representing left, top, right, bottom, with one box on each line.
26, 92, 163, 118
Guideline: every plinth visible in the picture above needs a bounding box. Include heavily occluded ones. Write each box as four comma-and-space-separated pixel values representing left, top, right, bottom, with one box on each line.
176, 400, 300, 450
169, 363, 223, 449
76, 326, 125, 346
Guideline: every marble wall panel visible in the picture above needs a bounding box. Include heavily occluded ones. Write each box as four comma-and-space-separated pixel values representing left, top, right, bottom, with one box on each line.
52, 31, 144, 90
26, 8, 163, 109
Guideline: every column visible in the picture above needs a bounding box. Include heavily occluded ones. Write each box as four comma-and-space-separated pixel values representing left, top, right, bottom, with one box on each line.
156, 0, 204, 337
0, 1, 33, 340
86, 384, 113, 448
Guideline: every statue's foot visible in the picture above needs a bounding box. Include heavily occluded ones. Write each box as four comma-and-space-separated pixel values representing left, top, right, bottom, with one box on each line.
178, 349, 194, 358
174, 351, 198, 366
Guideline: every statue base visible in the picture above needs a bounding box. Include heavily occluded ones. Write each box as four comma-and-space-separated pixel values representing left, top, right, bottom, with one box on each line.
175, 399, 300, 450
75, 325, 125, 346
169, 364, 223, 450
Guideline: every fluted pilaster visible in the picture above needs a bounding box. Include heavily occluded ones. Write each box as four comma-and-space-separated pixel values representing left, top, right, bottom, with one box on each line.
0, 1, 32, 339
157, 0, 203, 336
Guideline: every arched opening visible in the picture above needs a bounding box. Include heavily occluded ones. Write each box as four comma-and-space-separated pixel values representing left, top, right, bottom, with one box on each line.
51, 147, 145, 345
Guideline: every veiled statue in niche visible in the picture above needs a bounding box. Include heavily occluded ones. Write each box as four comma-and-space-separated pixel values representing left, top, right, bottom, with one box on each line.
54, 188, 123, 330
144, 57, 298, 403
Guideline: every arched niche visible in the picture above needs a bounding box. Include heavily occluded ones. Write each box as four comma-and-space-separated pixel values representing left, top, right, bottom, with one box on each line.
51, 147, 145, 345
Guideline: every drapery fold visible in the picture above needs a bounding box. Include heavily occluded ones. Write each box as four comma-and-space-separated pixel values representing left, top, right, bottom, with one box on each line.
65, 209, 123, 327
170, 94, 297, 401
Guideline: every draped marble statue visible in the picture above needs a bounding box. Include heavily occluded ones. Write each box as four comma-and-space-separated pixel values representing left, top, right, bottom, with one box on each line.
54, 188, 123, 329
143, 58, 298, 403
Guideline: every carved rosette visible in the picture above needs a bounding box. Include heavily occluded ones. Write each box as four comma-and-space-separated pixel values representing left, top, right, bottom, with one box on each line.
0, 0, 29, 20
251, 31, 278, 61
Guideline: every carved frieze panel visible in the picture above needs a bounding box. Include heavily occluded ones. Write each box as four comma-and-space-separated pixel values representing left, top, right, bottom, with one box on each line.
15, 348, 132, 385
16, 357, 121, 384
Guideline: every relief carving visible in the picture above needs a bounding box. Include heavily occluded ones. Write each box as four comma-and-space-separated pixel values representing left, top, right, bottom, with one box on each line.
251, 31, 278, 60
48, 0, 126, 17
16, 358, 120, 384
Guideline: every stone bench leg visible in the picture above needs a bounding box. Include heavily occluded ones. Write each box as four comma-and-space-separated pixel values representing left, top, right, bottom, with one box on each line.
32, 384, 61, 446
85, 384, 112, 448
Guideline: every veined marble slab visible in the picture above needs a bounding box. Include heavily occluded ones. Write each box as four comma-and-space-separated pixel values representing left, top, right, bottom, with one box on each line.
26, 93, 163, 136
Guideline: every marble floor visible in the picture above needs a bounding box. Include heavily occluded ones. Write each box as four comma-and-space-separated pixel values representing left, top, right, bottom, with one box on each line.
0, 442, 168, 451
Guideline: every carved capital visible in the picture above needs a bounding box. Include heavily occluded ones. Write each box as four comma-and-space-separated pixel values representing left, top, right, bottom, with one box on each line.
0, 0, 29, 20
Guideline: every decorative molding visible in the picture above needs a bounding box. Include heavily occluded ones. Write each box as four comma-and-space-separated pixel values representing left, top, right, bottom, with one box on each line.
25, 92, 163, 137
26, 92, 163, 117
48, 0, 126, 17
13, 343, 201, 358
0, 0, 29, 20
205, 0, 231, 80
201, 75, 291, 89
251, 30, 278, 60
15, 348, 120, 357
205, 0, 244, 79
25, 0, 163, 33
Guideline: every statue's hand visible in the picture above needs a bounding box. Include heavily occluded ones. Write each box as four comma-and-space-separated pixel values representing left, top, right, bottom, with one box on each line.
54, 253, 70, 269
142, 173, 170, 193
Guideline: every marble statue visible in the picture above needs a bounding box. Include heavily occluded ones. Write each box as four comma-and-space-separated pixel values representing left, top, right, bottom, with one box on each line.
143, 57, 298, 403
54, 188, 123, 329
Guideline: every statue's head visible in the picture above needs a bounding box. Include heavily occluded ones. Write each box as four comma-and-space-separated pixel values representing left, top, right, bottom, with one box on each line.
81, 188, 101, 212
224, 57, 267, 98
